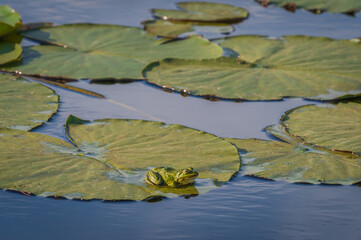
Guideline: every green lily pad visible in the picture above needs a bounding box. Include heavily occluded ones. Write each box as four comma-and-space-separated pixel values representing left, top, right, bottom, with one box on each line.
151, 2, 249, 23
143, 35, 361, 101
281, 103, 361, 156
142, 19, 233, 39
0, 42, 22, 65
226, 138, 361, 185
2, 24, 222, 81
0, 5, 22, 37
0, 74, 58, 131
258, 0, 361, 14
0, 129, 159, 201
65, 115, 240, 183
0, 115, 240, 200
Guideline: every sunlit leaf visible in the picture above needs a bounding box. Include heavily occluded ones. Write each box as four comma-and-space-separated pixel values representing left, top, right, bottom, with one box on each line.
65, 115, 240, 183
2, 24, 222, 80
143, 35, 361, 101
0, 114, 241, 200
152, 2, 248, 23
0, 74, 58, 131
143, 20, 193, 38
0, 129, 157, 201
226, 137, 361, 185
281, 103, 361, 156
0, 42, 22, 65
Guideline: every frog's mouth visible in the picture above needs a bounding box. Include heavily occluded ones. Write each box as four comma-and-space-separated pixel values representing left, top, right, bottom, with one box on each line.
179, 172, 199, 185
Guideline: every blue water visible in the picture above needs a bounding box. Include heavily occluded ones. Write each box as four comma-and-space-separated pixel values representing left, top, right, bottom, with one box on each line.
1, 0, 361, 239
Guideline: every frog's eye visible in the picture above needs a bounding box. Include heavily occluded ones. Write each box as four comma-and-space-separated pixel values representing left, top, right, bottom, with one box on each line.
184, 169, 189, 174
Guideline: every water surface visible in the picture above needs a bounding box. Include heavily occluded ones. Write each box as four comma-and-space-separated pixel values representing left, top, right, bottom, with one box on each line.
1, 0, 361, 239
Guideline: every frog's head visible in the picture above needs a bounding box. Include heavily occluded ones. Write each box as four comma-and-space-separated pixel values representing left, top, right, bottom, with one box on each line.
176, 167, 199, 186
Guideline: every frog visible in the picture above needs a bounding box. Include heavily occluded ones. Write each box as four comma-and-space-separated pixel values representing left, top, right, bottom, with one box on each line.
144, 167, 199, 187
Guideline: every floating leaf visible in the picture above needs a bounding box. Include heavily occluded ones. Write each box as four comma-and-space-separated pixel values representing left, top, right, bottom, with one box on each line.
2, 24, 222, 80
143, 20, 193, 38
0, 74, 58, 131
257, 0, 361, 14
152, 2, 249, 23
264, 124, 302, 146
281, 103, 361, 156
0, 42, 22, 65
142, 19, 233, 38
0, 5, 22, 37
226, 138, 361, 185
65, 115, 240, 182
143, 35, 361, 101
0, 115, 241, 200
0, 129, 157, 201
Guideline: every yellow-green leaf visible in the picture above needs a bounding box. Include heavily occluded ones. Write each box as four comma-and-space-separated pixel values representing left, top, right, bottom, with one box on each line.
226, 138, 361, 185
65, 115, 240, 183
281, 103, 361, 156
0, 74, 58, 131
3, 24, 222, 80
152, 2, 248, 23
143, 36, 361, 100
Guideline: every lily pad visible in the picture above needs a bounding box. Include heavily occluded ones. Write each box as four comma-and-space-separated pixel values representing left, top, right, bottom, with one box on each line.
226, 138, 361, 185
0, 42, 22, 65
142, 19, 233, 39
143, 35, 361, 101
0, 74, 58, 130
0, 115, 240, 200
2, 24, 222, 80
281, 103, 361, 156
0, 129, 158, 201
151, 2, 249, 23
65, 115, 240, 182
0, 31, 23, 44
0, 5, 22, 37
257, 0, 361, 14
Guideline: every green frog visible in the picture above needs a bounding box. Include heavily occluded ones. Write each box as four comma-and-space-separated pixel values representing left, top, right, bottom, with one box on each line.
145, 167, 199, 187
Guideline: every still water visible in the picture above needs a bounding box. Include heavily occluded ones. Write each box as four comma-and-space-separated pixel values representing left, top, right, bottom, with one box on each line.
1, 0, 361, 239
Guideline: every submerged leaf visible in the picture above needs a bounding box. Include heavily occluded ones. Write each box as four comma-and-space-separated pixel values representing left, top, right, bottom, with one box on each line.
143, 35, 361, 101
152, 2, 249, 23
0, 74, 58, 131
65, 115, 240, 182
281, 103, 361, 156
226, 138, 361, 185
2, 24, 222, 80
